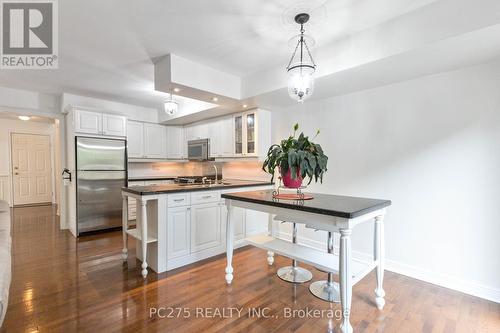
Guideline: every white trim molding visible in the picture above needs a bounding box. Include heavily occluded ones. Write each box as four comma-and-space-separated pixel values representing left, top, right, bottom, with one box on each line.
276, 230, 500, 304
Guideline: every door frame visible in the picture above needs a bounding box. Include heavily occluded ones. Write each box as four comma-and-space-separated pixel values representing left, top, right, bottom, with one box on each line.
10, 132, 55, 206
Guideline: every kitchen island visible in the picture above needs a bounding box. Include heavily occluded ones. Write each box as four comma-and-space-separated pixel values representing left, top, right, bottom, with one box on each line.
222, 189, 391, 333
121, 179, 273, 277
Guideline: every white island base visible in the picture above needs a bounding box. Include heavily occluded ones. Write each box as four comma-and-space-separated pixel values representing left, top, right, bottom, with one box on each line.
121, 185, 273, 277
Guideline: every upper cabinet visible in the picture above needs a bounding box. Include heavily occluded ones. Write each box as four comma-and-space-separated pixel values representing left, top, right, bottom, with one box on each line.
102, 114, 127, 137
75, 110, 101, 134
125, 109, 269, 161
74, 109, 126, 137
127, 121, 166, 159
144, 123, 167, 158
166, 126, 185, 159
127, 121, 144, 158
233, 109, 270, 158
210, 116, 233, 158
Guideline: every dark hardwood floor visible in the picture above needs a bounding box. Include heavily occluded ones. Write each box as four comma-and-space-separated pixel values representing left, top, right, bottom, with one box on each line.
2, 205, 499, 332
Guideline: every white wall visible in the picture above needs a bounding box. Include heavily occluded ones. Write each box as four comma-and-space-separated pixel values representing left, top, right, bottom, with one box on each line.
272, 59, 500, 302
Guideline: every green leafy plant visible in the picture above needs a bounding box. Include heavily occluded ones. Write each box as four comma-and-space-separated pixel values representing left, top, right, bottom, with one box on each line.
262, 123, 328, 184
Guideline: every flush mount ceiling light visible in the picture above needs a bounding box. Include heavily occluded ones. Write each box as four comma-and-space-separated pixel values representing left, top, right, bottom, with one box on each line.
164, 89, 178, 115
286, 13, 316, 103
18, 115, 30, 121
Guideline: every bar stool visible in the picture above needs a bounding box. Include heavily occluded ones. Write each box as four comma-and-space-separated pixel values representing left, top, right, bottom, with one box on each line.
309, 231, 340, 302
276, 221, 313, 283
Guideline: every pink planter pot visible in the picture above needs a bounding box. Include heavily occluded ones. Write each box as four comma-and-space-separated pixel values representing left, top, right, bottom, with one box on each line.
282, 168, 303, 188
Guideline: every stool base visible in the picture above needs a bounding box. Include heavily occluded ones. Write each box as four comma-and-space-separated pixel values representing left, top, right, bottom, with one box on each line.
309, 280, 340, 303
277, 266, 313, 283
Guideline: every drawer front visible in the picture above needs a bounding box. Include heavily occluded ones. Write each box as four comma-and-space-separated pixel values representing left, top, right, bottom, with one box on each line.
167, 193, 191, 207
191, 190, 220, 205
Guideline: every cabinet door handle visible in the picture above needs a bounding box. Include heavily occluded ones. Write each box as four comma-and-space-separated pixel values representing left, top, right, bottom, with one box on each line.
202, 195, 212, 199
174, 198, 184, 202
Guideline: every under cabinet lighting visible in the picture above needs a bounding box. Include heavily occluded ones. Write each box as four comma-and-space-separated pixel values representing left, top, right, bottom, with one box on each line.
18, 116, 30, 121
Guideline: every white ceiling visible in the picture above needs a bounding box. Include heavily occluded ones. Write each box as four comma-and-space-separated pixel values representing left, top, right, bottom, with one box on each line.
1, 0, 500, 123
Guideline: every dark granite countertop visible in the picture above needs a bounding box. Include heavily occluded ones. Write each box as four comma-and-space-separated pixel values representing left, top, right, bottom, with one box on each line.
221, 190, 391, 219
128, 176, 177, 182
122, 179, 273, 196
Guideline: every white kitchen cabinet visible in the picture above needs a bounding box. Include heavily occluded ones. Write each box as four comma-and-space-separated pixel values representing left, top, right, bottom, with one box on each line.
233, 109, 271, 158
167, 206, 191, 259
219, 116, 234, 157
166, 126, 185, 159
74, 110, 126, 137
102, 114, 127, 137
127, 121, 167, 159
191, 202, 221, 252
206, 116, 233, 158
144, 123, 167, 158
127, 121, 144, 158
208, 120, 220, 158
186, 122, 209, 141
74, 110, 102, 135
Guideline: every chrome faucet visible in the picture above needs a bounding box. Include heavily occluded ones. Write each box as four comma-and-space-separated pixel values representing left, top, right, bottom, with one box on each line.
213, 164, 218, 184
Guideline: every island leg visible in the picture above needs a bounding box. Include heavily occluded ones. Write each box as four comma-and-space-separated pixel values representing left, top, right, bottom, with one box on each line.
267, 213, 274, 265
121, 195, 128, 260
374, 214, 386, 309
339, 229, 353, 333
140, 199, 148, 279
225, 201, 234, 284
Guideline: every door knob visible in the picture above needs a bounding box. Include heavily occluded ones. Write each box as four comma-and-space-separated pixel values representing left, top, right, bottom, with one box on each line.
14, 172, 19, 175
14, 166, 18, 170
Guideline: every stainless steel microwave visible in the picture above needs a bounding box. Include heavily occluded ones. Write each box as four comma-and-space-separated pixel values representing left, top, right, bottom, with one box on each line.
188, 139, 211, 161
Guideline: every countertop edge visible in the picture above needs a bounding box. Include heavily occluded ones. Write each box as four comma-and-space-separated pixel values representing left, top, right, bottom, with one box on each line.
221, 191, 392, 219
122, 182, 274, 196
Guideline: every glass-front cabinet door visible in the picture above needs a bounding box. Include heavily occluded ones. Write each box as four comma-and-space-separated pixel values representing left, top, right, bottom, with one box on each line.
234, 115, 243, 155
245, 112, 256, 155
234, 111, 258, 156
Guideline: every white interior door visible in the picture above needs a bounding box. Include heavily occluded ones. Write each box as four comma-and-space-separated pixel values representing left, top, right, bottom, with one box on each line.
11, 133, 53, 206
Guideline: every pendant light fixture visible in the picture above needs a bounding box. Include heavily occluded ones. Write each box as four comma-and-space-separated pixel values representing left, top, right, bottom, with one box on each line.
286, 13, 316, 103
164, 89, 178, 115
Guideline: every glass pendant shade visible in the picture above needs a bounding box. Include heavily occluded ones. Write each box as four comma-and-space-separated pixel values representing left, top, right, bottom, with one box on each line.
287, 64, 315, 102
164, 100, 178, 115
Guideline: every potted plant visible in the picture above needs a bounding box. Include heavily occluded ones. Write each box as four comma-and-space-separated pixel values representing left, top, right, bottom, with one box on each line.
262, 123, 328, 188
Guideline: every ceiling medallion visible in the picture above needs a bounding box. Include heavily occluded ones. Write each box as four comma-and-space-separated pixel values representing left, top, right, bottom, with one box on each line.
286, 13, 316, 103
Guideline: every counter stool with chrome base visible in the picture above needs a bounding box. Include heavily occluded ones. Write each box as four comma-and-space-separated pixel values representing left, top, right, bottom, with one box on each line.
309, 231, 340, 302
276, 221, 313, 283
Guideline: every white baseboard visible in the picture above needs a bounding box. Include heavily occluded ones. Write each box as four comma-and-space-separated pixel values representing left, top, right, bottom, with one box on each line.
276, 231, 500, 304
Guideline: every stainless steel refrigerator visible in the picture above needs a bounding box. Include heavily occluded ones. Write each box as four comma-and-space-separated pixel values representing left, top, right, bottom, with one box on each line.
76, 136, 127, 235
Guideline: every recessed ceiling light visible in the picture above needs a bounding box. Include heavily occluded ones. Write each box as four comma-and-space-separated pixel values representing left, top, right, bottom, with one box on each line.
242, 104, 248, 108
18, 116, 30, 121
173, 87, 180, 93
211, 97, 218, 102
